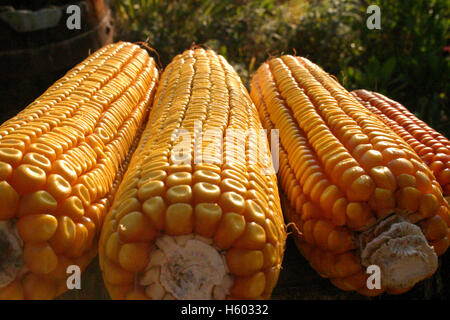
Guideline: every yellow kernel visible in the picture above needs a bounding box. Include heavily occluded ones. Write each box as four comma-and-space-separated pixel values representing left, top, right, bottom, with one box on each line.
194, 203, 222, 238
192, 170, 221, 184
51, 160, 77, 184
165, 203, 193, 235
194, 163, 221, 174
72, 184, 91, 207
346, 202, 374, 230
80, 216, 95, 248
219, 191, 245, 214
421, 215, 448, 241
12, 164, 47, 194
78, 175, 97, 201
167, 163, 192, 174
142, 196, 166, 230
140, 170, 167, 183
387, 158, 415, 176
56, 196, 84, 220
193, 182, 220, 203
369, 166, 396, 191
22, 152, 52, 173
23, 274, 56, 300
243, 200, 266, 225
138, 180, 165, 201
49, 216, 76, 254
312, 220, 335, 249
105, 232, 121, 262
214, 212, 246, 249
0, 138, 26, 153
347, 174, 375, 202
17, 214, 58, 242
327, 228, 354, 254
46, 174, 72, 201
368, 188, 396, 218
119, 243, 150, 272
66, 223, 89, 258
42, 255, 73, 282
381, 147, 407, 162
263, 218, 279, 246
397, 187, 422, 212
17, 190, 57, 218
0, 148, 23, 167
24, 242, 58, 275
103, 258, 134, 285
226, 248, 264, 276
0, 181, 19, 220
222, 169, 248, 187
166, 172, 192, 187
0, 161, 13, 181
262, 243, 277, 269
419, 193, 440, 218
220, 178, 247, 195
331, 198, 347, 226
397, 174, 417, 188
319, 185, 342, 218
29, 143, 56, 161
231, 272, 265, 299
360, 149, 384, 170
339, 166, 364, 189
115, 197, 141, 222
118, 211, 157, 243
334, 252, 361, 278
415, 171, 433, 193
166, 185, 192, 204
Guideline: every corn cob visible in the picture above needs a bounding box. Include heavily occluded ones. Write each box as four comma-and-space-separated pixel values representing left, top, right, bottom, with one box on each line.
250, 55, 450, 296
99, 48, 286, 300
352, 89, 450, 200
0, 42, 159, 300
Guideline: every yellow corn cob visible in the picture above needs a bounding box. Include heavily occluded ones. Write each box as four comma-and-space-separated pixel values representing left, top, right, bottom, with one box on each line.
99, 48, 286, 300
250, 55, 450, 296
0, 42, 159, 300
351, 89, 450, 199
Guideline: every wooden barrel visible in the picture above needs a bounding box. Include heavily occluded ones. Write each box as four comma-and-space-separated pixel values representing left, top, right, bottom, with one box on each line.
0, 0, 113, 123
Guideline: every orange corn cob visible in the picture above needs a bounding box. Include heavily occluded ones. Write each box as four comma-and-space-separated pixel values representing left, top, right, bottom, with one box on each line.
250, 55, 450, 296
352, 89, 450, 199
99, 48, 286, 300
0, 42, 159, 300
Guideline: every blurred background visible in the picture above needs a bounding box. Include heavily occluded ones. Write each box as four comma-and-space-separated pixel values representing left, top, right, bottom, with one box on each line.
0, 0, 448, 135
112, 0, 449, 135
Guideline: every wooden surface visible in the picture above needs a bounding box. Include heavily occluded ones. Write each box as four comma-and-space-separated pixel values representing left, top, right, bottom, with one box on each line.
57, 234, 449, 300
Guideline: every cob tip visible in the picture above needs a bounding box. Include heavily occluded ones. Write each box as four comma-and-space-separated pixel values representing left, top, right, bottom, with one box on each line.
359, 214, 438, 291
139, 234, 233, 300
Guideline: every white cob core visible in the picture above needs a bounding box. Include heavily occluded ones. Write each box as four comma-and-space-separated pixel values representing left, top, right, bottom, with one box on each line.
140, 234, 233, 300
359, 214, 438, 290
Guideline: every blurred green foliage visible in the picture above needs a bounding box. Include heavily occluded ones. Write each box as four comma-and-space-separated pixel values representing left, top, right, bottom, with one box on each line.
111, 0, 449, 136
111, 0, 296, 84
